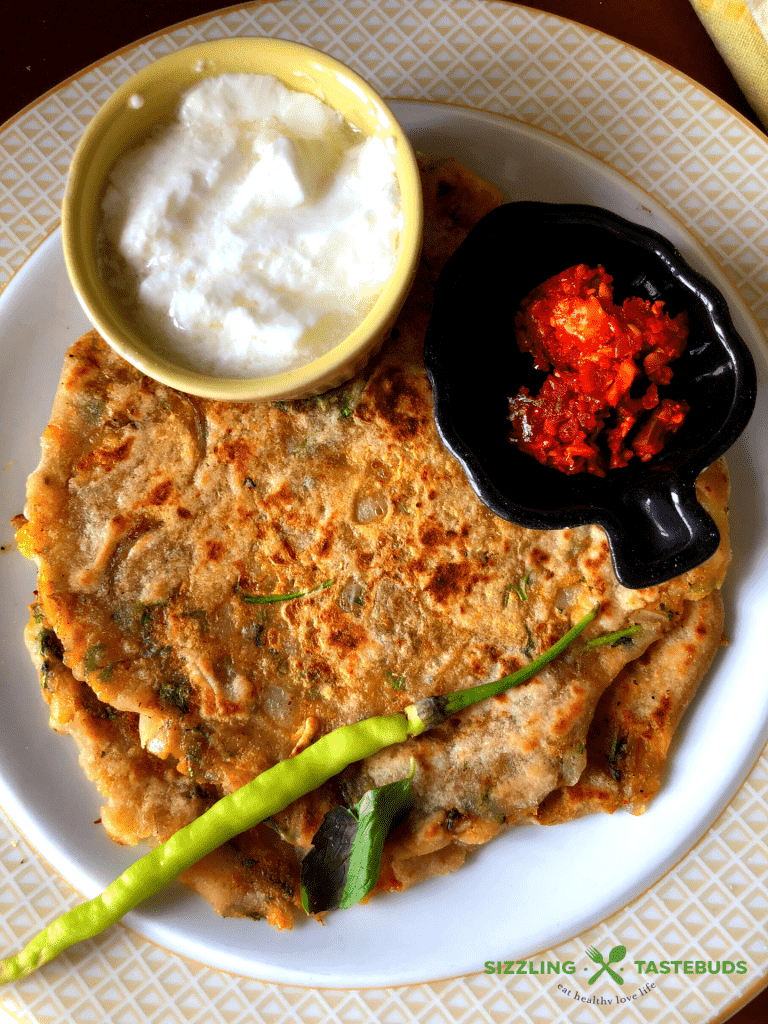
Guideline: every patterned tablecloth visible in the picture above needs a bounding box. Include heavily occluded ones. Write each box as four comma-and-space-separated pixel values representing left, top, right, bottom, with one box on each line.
1, 4, 767, 1023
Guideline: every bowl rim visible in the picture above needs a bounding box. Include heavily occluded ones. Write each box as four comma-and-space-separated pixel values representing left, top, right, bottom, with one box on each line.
61, 37, 423, 402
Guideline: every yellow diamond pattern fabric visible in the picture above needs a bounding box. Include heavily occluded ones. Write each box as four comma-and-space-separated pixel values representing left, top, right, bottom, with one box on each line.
689, 0, 768, 129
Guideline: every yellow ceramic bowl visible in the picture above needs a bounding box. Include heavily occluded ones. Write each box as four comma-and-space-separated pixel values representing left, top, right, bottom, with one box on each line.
62, 38, 422, 402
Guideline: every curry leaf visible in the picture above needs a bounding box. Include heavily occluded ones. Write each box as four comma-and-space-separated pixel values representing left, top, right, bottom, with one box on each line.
301, 762, 415, 914
300, 806, 358, 914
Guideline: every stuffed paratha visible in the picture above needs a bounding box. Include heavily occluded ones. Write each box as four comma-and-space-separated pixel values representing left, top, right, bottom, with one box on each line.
16, 156, 730, 926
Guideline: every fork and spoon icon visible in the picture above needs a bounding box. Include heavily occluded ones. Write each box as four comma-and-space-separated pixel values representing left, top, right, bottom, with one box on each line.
586, 944, 626, 984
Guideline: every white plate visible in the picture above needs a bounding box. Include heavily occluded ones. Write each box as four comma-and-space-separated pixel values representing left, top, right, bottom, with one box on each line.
1, 100, 767, 990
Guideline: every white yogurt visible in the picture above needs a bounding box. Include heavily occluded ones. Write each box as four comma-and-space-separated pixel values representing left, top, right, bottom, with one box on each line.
100, 74, 403, 378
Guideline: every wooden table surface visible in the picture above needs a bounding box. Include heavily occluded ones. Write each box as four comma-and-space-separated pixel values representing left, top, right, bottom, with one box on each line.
1, 3, 766, 1022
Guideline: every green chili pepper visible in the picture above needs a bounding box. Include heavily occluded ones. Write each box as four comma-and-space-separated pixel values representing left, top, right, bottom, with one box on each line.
583, 623, 643, 649
0, 605, 597, 983
0, 712, 408, 984
405, 605, 597, 731
239, 579, 334, 604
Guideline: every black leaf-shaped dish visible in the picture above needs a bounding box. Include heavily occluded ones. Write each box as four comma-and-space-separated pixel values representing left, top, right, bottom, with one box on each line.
424, 202, 757, 589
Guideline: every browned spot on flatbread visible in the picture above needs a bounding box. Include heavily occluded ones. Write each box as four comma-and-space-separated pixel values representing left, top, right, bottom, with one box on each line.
75, 437, 134, 474
215, 438, 253, 466
529, 547, 551, 566
552, 687, 587, 736
146, 480, 173, 505
305, 659, 334, 685
419, 519, 460, 549
261, 482, 295, 510
426, 561, 480, 603
651, 692, 673, 730
322, 606, 367, 656
315, 532, 333, 557
358, 365, 430, 440
356, 551, 374, 571
585, 540, 611, 570
205, 540, 225, 562
64, 351, 102, 387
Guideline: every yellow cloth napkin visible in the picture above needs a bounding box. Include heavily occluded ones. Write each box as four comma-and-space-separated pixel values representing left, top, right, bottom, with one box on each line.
689, 0, 768, 128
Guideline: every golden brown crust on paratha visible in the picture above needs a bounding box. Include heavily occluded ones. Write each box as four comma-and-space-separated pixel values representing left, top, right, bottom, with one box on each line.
537, 589, 726, 823
24, 608, 216, 846
16, 156, 732, 923
24, 603, 305, 926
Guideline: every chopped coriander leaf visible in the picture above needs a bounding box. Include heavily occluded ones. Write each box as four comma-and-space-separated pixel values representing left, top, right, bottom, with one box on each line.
39, 627, 64, 662
504, 573, 531, 605
606, 731, 628, 781
84, 643, 108, 673
522, 623, 534, 658
159, 680, 192, 714
384, 671, 405, 691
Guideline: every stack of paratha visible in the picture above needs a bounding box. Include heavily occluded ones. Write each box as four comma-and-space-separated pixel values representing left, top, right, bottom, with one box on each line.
16, 157, 730, 928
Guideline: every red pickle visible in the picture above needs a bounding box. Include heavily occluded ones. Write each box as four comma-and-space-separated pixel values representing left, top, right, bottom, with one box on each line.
508, 264, 689, 475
